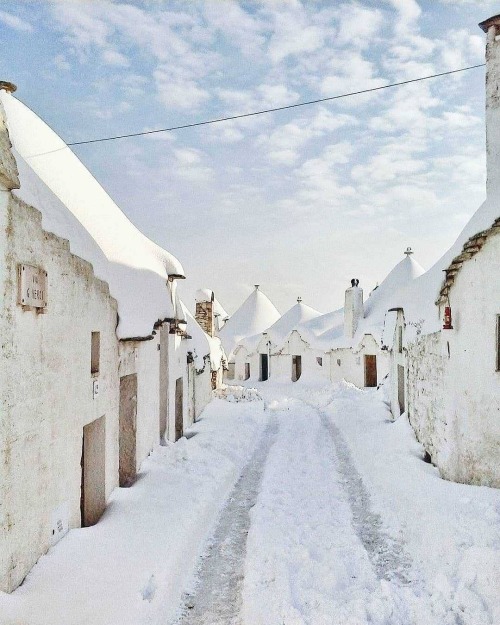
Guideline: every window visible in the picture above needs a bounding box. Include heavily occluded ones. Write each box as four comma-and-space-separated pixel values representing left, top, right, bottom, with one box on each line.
91, 332, 100, 375
397, 326, 403, 354
316, 357, 323, 367
337, 358, 341, 366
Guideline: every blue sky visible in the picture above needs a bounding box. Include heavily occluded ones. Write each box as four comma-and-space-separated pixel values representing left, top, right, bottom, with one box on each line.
0, 0, 497, 314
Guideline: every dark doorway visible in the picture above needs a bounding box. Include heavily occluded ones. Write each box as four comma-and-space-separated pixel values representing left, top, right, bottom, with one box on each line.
244, 363, 250, 380
397, 364, 405, 414
119, 374, 137, 487
81, 416, 106, 527
292, 355, 302, 382
175, 377, 184, 441
364, 355, 377, 387
260, 354, 269, 381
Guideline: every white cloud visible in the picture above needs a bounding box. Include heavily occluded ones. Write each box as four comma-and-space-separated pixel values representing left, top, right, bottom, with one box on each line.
0, 10, 33, 32
102, 49, 129, 67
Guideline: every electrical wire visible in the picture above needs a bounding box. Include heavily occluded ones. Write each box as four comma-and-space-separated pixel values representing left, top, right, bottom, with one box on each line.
30, 63, 486, 153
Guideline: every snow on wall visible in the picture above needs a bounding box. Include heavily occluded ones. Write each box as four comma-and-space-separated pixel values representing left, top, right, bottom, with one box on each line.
0, 192, 120, 592
0, 91, 184, 339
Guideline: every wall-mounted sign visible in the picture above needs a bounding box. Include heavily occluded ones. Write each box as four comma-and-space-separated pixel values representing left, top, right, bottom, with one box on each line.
18, 264, 47, 308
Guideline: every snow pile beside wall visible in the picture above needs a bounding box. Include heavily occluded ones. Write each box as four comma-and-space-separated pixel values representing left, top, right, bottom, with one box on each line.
213, 385, 262, 403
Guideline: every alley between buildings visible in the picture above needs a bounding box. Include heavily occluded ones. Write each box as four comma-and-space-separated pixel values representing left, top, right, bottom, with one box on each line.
0, 382, 499, 625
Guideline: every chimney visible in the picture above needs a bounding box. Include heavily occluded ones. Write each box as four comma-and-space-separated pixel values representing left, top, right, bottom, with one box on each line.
479, 15, 500, 198
344, 279, 364, 339
195, 289, 215, 337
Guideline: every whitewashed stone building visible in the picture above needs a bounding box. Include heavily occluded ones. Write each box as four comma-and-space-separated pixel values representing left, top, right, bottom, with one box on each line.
0, 84, 222, 592
220, 285, 280, 380
384, 15, 500, 487
232, 252, 424, 389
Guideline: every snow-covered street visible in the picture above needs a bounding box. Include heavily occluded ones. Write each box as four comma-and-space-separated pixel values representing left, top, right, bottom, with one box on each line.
1, 382, 499, 625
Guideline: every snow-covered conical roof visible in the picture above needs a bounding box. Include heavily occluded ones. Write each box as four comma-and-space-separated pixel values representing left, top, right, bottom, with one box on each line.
266, 299, 322, 346
0, 89, 184, 339
219, 286, 280, 357
238, 298, 322, 353
395, 197, 500, 338
295, 252, 425, 352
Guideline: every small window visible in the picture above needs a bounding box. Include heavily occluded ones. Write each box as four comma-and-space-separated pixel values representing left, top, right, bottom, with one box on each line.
497, 316, 500, 371
91, 332, 100, 375
316, 357, 323, 367
337, 358, 341, 366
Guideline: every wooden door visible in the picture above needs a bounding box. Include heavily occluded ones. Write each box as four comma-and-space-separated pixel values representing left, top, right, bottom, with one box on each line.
81, 416, 106, 527
364, 355, 377, 387
292, 355, 302, 382
175, 377, 183, 441
119, 374, 137, 487
397, 364, 405, 414
260, 354, 269, 381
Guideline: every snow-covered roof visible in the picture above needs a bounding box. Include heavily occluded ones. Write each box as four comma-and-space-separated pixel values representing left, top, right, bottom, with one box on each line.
238, 299, 322, 354
219, 286, 280, 358
294, 254, 425, 352
1, 90, 185, 339
437, 216, 500, 305
393, 197, 500, 339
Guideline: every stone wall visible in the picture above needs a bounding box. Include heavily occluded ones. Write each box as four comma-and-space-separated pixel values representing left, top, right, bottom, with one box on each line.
0, 194, 120, 592
406, 332, 446, 462
195, 300, 214, 337
407, 232, 500, 487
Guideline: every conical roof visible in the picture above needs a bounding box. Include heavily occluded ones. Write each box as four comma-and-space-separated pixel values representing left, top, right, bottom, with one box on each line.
0, 89, 184, 339
219, 286, 280, 357
266, 299, 322, 346
395, 197, 500, 338
298, 252, 425, 351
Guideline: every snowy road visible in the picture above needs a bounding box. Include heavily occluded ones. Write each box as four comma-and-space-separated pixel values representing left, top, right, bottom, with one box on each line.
175, 418, 278, 625
1, 383, 498, 625
171, 383, 500, 625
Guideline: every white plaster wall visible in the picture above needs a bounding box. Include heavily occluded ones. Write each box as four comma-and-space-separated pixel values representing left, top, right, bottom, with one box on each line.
234, 346, 249, 381
274, 331, 328, 382
193, 365, 213, 420
118, 337, 162, 468
0, 195, 119, 592
165, 331, 189, 442
409, 233, 500, 487
388, 313, 407, 419
329, 335, 389, 388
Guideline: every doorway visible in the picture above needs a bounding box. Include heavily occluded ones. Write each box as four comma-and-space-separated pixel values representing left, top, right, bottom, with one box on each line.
81, 416, 106, 527
244, 363, 250, 380
292, 355, 302, 382
175, 377, 184, 441
260, 354, 269, 381
119, 374, 137, 487
364, 355, 377, 387
397, 364, 405, 414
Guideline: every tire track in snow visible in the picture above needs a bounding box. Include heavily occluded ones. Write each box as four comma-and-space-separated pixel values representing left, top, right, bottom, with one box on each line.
172, 417, 278, 625
319, 410, 412, 585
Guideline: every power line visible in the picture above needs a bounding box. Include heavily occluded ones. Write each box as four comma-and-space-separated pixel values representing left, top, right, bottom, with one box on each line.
50, 63, 487, 149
